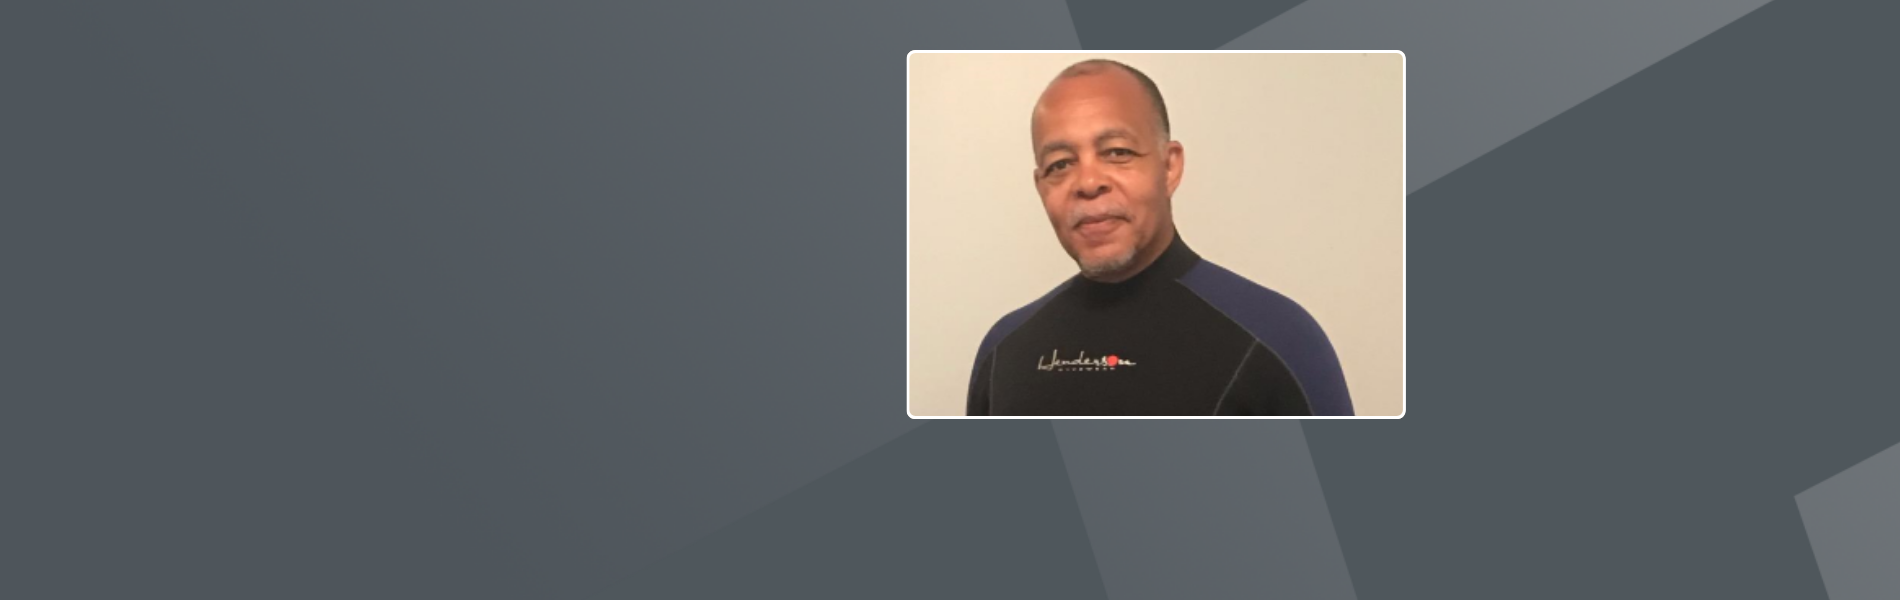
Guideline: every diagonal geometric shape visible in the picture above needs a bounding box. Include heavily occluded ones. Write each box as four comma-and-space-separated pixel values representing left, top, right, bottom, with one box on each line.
1798, 441, 1900, 600
1224, 0, 1774, 193
1297, 0, 1900, 596
639, 421, 1106, 599
1064, 0, 1312, 49
1053, 422, 1354, 599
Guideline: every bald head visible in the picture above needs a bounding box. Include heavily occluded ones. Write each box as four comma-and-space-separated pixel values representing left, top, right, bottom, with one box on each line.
1037, 59, 1170, 140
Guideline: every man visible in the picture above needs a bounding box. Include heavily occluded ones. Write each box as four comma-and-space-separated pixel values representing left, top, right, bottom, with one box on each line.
966, 59, 1354, 416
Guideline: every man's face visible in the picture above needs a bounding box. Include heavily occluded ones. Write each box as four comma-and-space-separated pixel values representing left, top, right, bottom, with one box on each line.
1031, 69, 1184, 282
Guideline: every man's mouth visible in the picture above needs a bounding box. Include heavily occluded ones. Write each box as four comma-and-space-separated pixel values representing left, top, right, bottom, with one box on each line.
1074, 215, 1124, 239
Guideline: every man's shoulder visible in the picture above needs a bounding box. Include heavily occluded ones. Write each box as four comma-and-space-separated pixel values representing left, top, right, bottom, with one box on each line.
1176, 259, 1327, 343
1177, 258, 1353, 415
1178, 260, 1314, 322
975, 278, 1074, 359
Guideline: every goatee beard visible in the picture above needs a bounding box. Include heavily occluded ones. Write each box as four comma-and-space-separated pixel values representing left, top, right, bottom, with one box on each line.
1077, 246, 1138, 280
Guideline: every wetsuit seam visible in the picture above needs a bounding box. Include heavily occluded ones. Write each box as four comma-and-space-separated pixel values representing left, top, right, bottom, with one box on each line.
981, 282, 1073, 415
987, 281, 1072, 358
986, 350, 998, 413
1175, 279, 1317, 415
1212, 342, 1257, 415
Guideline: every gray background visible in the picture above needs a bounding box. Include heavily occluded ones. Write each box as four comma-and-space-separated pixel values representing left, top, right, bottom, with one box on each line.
5, 0, 1897, 598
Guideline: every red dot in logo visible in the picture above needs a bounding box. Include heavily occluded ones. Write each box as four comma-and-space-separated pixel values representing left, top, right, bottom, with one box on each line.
1106, 355, 1119, 367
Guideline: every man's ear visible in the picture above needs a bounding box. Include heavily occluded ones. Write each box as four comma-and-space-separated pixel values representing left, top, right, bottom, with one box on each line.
1164, 140, 1185, 197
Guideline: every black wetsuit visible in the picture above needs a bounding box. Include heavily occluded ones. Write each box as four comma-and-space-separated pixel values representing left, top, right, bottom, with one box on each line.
967, 235, 1354, 416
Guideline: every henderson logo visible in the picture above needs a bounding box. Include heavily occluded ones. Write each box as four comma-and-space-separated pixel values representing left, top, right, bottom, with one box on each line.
1036, 349, 1136, 372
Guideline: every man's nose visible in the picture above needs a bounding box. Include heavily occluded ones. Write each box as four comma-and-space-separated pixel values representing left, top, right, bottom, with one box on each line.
1073, 162, 1109, 200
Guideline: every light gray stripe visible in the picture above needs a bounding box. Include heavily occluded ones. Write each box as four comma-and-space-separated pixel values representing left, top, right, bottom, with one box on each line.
1224, 0, 1773, 192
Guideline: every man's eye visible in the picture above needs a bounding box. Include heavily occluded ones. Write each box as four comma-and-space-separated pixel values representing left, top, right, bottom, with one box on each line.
1104, 148, 1137, 159
1044, 159, 1073, 176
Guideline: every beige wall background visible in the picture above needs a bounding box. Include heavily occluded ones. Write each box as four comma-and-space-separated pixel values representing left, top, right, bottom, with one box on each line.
908, 52, 1404, 417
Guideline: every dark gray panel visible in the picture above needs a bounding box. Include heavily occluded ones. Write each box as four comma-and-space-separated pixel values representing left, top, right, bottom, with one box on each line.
640, 421, 1106, 599
2, 1, 1077, 598
1301, 0, 1900, 597
1054, 421, 1354, 599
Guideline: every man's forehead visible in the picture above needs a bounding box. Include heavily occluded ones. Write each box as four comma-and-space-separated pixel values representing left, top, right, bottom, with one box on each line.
1032, 70, 1157, 146
1036, 71, 1146, 118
